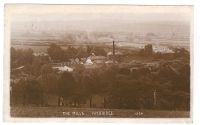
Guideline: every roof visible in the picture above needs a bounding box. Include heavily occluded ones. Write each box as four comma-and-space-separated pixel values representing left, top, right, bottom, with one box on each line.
85, 58, 93, 65
52, 66, 73, 72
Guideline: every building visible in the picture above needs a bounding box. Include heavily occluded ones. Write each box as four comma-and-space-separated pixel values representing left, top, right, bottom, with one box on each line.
153, 46, 174, 53
144, 44, 153, 56
83, 54, 107, 69
52, 65, 73, 73
85, 58, 93, 65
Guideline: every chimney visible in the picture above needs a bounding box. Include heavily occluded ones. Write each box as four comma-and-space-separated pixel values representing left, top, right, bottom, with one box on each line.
113, 41, 115, 64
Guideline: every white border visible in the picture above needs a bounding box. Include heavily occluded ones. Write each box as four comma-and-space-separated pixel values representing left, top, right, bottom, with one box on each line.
1, 0, 200, 124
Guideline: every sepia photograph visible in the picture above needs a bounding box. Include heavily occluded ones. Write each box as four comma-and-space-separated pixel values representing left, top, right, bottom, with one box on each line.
4, 4, 193, 121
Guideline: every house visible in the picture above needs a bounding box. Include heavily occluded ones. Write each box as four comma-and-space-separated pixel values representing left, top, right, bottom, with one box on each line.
52, 65, 73, 73
153, 46, 174, 53
84, 55, 107, 69
85, 58, 93, 65
75, 58, 80, 63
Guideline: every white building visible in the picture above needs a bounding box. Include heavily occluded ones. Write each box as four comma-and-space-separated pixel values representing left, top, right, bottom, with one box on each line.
52, 66, 73, 73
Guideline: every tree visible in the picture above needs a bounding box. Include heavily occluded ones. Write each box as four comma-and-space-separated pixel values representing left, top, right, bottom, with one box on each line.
92, 47, 107, 56
40, 64, 53, 79
10, 79, 27, 106
153, 52, 162, 59
73, 64, 85, 83
24, 79, 43, 105
58, 72, 76, 105
47, 43, 64, 61
11, 47, 17, 69
10, 47, 34, 68
40, 64, 58, 92
86, 46, 93, 56
11, 78, 43, 106
144, 44, 153, 57
174, 48, 189, 59
76, 47, 88, 58
65, 46, 78, 59
31, 57, 46, 76
24, 48, 34, 64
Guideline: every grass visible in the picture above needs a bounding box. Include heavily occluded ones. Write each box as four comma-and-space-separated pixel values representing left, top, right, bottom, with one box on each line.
10, 106, 190, 118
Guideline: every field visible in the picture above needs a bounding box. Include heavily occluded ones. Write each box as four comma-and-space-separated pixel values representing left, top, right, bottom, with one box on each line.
10, 106, 190, 118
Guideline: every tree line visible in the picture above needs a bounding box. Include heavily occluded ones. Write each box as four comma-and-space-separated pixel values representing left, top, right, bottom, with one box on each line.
10, 45, 190, 110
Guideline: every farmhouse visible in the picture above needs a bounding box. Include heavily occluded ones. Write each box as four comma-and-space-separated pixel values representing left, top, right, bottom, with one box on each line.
52, 65, 73, 73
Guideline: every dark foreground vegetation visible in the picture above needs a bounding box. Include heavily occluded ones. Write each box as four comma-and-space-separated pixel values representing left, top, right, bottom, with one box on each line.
10, 43, 190, 117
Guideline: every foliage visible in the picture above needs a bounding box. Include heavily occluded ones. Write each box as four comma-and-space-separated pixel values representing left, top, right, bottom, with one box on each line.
11, 47, 34, 68
47, 43, 64, 61
10, 46, 190, 111
11, 78, 43, 106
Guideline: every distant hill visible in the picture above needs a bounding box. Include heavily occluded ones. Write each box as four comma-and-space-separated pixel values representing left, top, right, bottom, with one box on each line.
11, 20, 190, 46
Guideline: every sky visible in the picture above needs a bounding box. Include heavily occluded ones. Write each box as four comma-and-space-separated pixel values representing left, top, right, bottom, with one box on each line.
7, 5, 192, 33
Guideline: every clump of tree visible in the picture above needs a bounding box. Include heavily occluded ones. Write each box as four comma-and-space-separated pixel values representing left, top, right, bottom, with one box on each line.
173, 48, 190, 60
47, 43, 64, 61
11, 61, 190, 110
47, 44, 107, 62
11, 47, 49, 77
11, 78, 43, 106
11, 47, 34, 69
10, 45, 190, 111
91, 47, 107, 56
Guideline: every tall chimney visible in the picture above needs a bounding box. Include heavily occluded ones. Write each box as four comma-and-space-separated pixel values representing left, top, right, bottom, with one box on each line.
113, 41, 115, 64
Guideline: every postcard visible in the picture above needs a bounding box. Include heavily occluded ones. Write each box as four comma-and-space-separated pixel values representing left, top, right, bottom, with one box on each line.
4, 4, 193, 122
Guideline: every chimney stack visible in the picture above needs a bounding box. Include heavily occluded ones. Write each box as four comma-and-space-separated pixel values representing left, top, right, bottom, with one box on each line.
113, 41, 115, 64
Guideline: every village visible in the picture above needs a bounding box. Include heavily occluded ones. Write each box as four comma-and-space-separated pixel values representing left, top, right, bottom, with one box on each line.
10, 40, 190, 111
